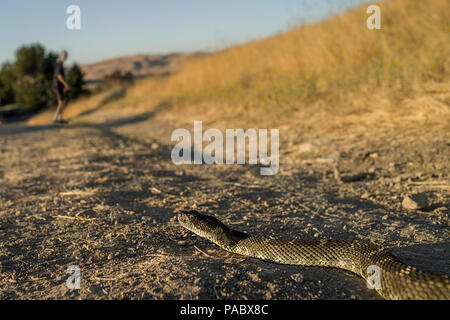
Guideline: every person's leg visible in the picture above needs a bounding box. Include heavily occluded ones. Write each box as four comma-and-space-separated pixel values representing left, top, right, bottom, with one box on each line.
53, 98, 63, 122
58, 99, 66, 120
59, 87, 67, 122
53, 86, 67, 123
53, 86, 62, 122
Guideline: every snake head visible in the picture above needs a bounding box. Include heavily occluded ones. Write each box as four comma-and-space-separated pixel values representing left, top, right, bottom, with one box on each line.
178, 210, 249, 247
178, 210, 225, 232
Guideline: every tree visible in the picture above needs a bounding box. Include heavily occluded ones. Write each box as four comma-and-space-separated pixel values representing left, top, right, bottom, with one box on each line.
9, 44, 57, 110
0, 43, 87, 112
66, 63, 89, 101
0, 62, 16, 106
102, 70, 134, 90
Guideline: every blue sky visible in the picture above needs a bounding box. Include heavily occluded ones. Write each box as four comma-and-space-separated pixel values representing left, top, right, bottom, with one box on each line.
0, 0, 371, 65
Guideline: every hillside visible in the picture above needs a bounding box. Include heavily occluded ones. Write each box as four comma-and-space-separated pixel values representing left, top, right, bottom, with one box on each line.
31, 0, 449, 136
80, 52, 207, 83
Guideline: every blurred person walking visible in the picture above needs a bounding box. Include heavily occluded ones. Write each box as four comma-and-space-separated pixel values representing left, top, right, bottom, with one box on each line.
52, 50, 70, 124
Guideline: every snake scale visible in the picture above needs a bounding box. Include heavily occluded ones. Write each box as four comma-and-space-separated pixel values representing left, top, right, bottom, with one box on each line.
178, 210, 450, 300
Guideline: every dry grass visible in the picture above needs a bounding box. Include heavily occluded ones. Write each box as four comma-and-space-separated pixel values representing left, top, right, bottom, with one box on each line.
30, 0, 450, 137
28, 87, 126, 125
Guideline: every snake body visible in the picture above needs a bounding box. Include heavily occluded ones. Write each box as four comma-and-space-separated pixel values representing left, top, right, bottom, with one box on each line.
178, 210, 450, 300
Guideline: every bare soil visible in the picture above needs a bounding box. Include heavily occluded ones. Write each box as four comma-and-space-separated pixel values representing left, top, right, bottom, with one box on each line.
0, 108, 448, 300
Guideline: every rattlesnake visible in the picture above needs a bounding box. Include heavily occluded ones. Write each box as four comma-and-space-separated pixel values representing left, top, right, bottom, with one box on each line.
178, 210, 450, 300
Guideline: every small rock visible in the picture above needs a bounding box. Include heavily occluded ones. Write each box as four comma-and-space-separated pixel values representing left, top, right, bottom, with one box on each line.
402, 193, 428, 210
151, 143, 159, 150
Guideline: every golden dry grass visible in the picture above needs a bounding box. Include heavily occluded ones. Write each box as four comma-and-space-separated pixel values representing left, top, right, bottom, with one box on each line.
30, 0, 450, 137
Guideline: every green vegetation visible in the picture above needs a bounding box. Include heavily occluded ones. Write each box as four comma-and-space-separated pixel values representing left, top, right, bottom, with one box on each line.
100, 70, 134, 91
0, 44, 88, 114
65, 63, 89, 102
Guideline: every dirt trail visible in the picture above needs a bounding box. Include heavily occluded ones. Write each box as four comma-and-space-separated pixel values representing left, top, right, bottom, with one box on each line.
0, 109, 448, 299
